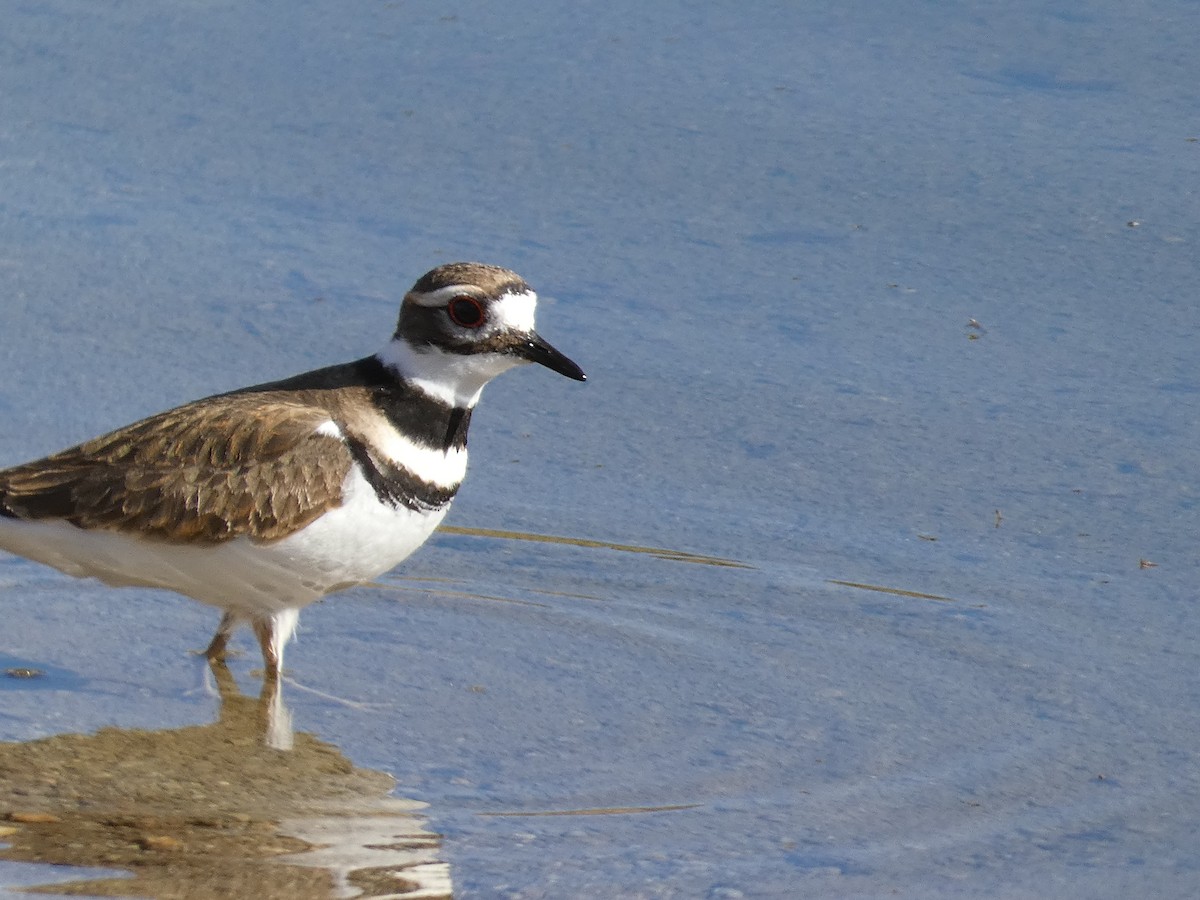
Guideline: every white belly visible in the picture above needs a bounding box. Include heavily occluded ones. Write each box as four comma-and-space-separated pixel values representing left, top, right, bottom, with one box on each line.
0, 466, 449, 618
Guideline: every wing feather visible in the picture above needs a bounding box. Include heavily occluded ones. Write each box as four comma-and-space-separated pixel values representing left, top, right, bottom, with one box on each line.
0, 396, 352, 544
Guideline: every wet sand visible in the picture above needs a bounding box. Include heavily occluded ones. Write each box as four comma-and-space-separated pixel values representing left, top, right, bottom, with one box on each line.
0, 664, 450, 898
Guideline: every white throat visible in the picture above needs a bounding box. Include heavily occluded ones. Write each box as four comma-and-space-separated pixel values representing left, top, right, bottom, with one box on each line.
376, 338, 526, 408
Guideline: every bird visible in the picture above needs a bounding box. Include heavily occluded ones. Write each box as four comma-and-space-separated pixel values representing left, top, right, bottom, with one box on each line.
0, 261, 586, 679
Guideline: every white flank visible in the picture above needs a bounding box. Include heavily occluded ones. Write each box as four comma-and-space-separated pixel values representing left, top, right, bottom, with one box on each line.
267, 464, 450, 596
0, 465, 450, 620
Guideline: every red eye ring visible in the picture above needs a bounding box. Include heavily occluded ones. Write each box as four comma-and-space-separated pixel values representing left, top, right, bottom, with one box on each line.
447, 295, 485, 328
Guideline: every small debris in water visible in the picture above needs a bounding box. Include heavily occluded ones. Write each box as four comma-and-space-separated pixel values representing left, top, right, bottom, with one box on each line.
6, 811, 62, 824
138, 835, 185, 852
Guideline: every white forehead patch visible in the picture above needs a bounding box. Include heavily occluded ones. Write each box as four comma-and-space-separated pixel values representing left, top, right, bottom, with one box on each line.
488, 290, 538, 334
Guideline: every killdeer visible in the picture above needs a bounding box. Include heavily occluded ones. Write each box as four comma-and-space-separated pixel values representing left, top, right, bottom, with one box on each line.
0, 262, 585, 678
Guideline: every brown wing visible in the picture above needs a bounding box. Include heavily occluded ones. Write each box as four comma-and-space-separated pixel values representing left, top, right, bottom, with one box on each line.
0, 396, 352, 544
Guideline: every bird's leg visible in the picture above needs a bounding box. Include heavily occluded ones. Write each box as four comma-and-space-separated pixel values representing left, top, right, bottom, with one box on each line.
201, 611, 239, 662
251, 609, 300, 681
252, 617, 282, 680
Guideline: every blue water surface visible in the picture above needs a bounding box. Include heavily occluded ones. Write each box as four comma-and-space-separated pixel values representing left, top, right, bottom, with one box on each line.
1, 1, 1199, 897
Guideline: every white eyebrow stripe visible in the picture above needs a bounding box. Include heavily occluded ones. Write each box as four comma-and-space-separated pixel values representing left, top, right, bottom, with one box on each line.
407, 285, 480, 307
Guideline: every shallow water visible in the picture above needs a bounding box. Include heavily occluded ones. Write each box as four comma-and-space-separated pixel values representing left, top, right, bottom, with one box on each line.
3, 0, 1200, 897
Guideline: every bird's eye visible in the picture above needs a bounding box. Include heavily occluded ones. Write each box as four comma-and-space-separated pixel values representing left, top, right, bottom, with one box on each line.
447, 295, 485, 328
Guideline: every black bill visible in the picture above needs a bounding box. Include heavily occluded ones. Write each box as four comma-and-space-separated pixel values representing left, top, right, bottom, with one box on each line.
519, 333, 587, 381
